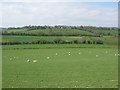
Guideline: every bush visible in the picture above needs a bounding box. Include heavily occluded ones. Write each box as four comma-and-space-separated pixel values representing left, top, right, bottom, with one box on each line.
2, 38, 104, 45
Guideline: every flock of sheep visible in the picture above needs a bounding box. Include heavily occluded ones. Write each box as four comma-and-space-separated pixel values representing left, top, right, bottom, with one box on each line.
26, 51, 81, 63
9, 50, 119, 63
25, 50, 119, 63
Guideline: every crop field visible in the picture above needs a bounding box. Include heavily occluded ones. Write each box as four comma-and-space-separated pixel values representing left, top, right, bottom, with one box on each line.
2, 44, 118, 88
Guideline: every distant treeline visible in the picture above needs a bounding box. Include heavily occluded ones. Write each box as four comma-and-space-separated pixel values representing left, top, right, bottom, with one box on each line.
2, 32, 100, 37
1, 38, 103, 45
7, 25, 118, 30
1, 25, 119, 37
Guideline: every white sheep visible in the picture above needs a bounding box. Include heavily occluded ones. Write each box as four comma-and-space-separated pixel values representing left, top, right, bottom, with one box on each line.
10, 58, 12, 60
47, 57, 50, 59
33, 60, 37, 63
27, 59, 30, 62
115, 54, 120, 56
96, 55, 99, 57
115, 54, 117, 56
56, 53, 58, 55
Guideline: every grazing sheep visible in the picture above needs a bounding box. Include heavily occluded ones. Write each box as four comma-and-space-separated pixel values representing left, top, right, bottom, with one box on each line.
27, 59, 30, 62
33, 60, 37, 63
68, 54, 71, 56
10, 58, 12, 60
115, 54, 117, 56
115, 54, 120, 56
78, 52, 81, 54
96, 55, 99, 57
56, 53, 58, 55
47, 57, 50, 59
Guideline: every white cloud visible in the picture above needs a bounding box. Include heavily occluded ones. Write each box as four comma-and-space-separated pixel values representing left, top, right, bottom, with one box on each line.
1, 2, 118, 27
0, 4, 2, 28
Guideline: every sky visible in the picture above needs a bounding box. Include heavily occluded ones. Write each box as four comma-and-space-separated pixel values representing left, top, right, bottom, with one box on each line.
0, 0, 119, 28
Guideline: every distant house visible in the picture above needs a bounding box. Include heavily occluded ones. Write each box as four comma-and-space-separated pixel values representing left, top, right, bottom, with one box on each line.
55, 26, 64, 29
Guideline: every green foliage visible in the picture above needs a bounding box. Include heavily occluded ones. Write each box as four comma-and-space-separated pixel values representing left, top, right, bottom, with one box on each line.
2, 35, 107, 45
3, 25, 118, 37
2, 35, 118, 45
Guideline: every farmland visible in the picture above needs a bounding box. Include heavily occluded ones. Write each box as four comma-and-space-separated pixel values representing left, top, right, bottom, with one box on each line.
1, 28, 95, 36
1, 26, 119, 45
2, 35, 118, 45
2, 44, 118, 88
1, 25, 119, 88
9, 28, 93, 35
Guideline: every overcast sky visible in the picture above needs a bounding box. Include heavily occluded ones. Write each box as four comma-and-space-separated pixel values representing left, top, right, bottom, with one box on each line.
0, 0, 118, 27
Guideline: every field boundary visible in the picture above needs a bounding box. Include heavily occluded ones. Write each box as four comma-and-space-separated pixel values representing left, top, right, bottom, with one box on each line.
2, 46, 116, 50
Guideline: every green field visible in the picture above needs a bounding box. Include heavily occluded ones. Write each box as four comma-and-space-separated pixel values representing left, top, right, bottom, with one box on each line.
2, 44, 118, 88
0, 48, 1, 89
2, 27, 119, 88
2, 35, 118, 45
2, 28, 95, 36
91, 30, 119, 35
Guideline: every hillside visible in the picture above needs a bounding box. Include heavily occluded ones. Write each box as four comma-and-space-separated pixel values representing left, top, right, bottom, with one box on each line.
1, 26, 119, 45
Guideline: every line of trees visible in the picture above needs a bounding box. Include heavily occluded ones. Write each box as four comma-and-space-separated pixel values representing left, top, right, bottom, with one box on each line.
1, 32, 100, 37
2, 25, 118, 37
7, 25, 118, 30
1, 38, 103, 45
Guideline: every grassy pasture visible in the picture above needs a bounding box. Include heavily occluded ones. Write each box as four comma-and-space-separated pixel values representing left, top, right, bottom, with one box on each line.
1, 27, 119, 88
2, 29, 95, 36
2, 44, 118, 88
91, 30, 119, 35
2, 28, 119, 36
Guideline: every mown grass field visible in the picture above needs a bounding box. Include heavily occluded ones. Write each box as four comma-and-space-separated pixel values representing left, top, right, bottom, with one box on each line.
2, 44, 118, 88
